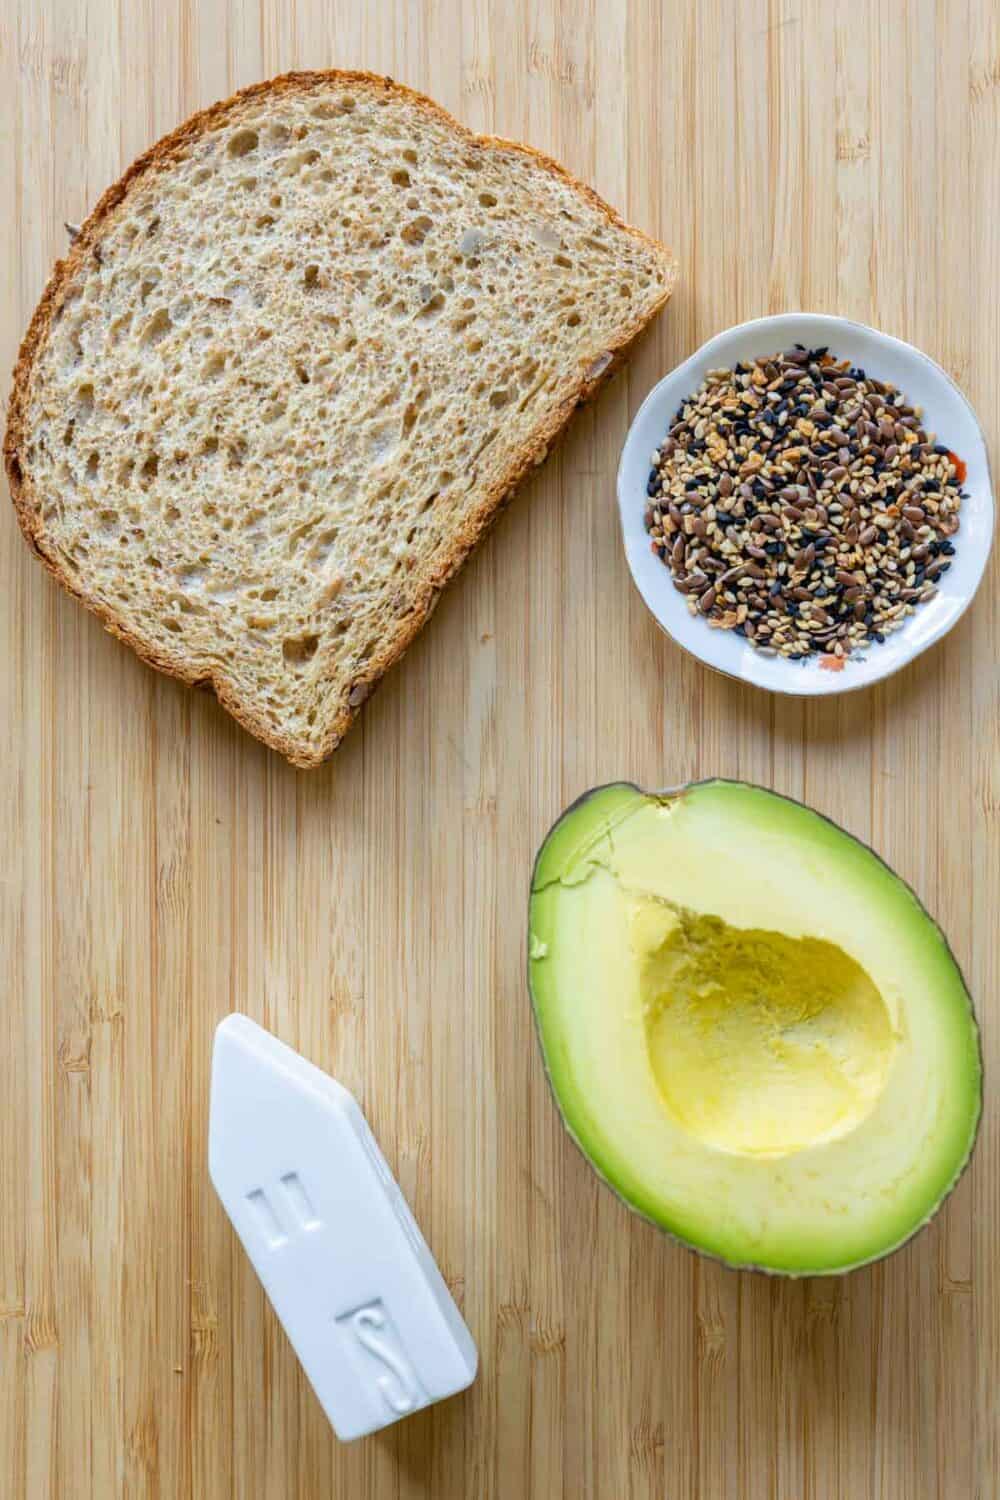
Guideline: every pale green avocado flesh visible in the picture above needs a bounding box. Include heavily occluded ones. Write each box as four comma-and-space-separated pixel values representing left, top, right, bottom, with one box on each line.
528, 781, 981, 1274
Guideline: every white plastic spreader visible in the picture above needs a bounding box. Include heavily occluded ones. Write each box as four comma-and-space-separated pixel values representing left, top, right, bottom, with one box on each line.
208, 1014, 477, 1440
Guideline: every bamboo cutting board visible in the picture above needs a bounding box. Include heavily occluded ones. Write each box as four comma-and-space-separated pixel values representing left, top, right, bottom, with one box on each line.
3, 1, 999, 1495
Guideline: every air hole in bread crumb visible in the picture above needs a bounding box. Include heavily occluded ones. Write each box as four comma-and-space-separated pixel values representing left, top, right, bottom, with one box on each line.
489, 389, 510, 409
303, 263, 321, 290
140, 453, 160, 484
391, 168, 411, 187
566, 311, 581, 327
310, 529, 339, 566
416, 292, 445, 321
401, 216, 433, 247
202, 351, 226, 380
478, 191, 498, 208
164, 618, 182, 633
85, 451, 100, 480
554, 253, 572, 269
619, 282, 633, 296
267, 123, 290, 146
142, 308, 172, 346
283, 634, 319, 668
192, 166, 212, 185
295, 363, 310, 384
466, 336, 484, 353
228, 129, 259, 158
261, 587, 278, 602
402, 147, 418, 164
98, 509, 117, 532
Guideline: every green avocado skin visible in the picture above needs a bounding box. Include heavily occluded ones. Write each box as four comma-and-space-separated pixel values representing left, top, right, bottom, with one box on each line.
527, 779, 983, 1277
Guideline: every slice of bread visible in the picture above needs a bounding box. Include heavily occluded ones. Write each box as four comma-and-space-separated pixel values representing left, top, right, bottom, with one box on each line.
5, 71, 676, 766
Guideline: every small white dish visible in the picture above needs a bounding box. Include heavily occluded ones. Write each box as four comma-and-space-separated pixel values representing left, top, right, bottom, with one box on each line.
617, 313, 994, 695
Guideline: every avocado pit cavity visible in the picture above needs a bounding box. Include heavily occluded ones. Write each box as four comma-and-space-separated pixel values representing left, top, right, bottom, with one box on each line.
630, 897, 898, 1158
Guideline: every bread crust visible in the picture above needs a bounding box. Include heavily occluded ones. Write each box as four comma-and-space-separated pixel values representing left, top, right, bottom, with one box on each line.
4, 69, 677, 767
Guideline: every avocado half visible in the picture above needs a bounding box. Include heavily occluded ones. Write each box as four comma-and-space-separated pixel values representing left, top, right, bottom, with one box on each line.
528, 780, 981, 1275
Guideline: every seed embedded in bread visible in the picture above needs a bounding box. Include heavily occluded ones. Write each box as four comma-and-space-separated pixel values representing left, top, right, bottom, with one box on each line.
5, 70, 677, 765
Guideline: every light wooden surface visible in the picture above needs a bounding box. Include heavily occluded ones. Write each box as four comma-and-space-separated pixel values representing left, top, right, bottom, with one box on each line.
3, 1, 999, 1495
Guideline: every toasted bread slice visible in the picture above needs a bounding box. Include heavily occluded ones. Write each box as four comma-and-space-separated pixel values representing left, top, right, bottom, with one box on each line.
5, 71, 676, 765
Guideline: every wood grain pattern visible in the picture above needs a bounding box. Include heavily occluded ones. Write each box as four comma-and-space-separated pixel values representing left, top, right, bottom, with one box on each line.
2, 0, 998, 1495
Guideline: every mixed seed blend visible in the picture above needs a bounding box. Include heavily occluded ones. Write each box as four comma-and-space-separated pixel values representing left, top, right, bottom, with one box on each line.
644, 348, 966, 663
